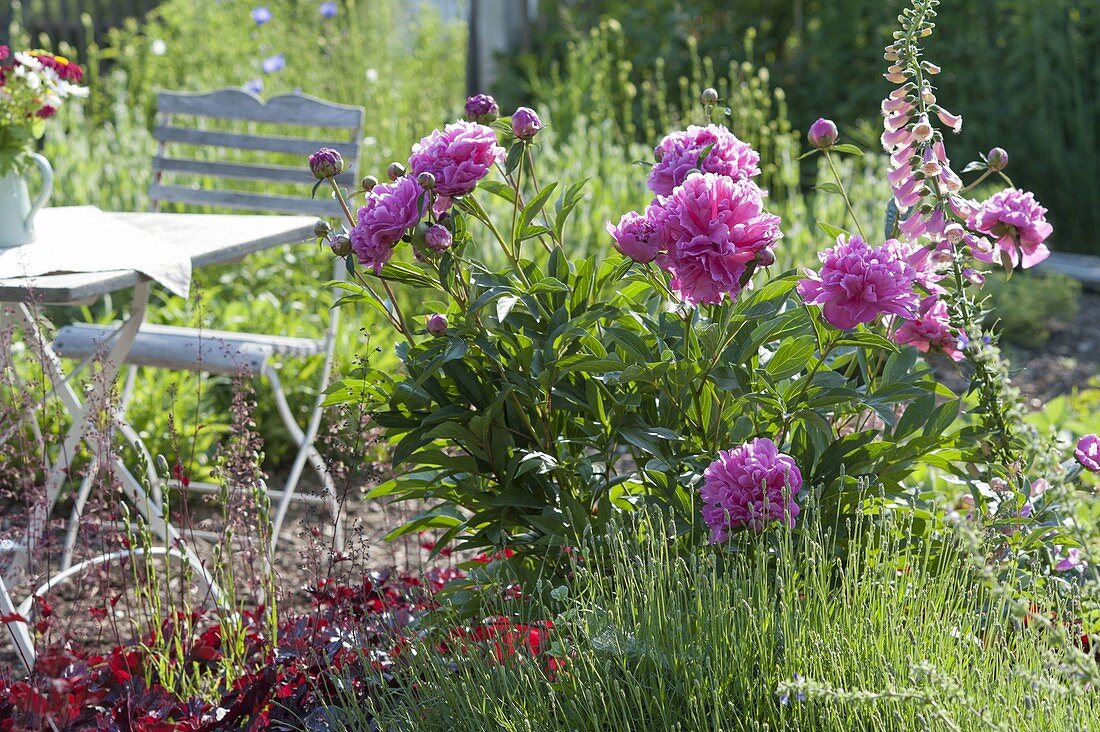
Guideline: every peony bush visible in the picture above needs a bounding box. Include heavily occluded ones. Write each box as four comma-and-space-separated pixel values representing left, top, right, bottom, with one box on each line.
314, 0, 1087, 584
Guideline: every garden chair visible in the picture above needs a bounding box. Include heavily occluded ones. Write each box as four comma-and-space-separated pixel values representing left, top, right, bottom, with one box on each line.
51, 89, 364, 557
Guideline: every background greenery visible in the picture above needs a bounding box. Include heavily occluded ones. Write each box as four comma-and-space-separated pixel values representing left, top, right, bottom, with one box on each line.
504, 0, 1100, 255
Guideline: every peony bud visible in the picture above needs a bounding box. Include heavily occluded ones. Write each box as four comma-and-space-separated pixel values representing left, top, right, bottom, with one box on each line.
308, 148, 344, 179
700, 87, 719, 106
330, 234, 352, 257
426, 313, 448, 335
986, 147, 1008, 172
511, 107, 543, 140
756, 249, 776, 267
425, 224, 452, 253
387, 161, 407, 181
807, 118, 839, 149
313, 219, 332, 238
361, 175, 379, 192
417, 171, 436, 190
464, 93, 500, 124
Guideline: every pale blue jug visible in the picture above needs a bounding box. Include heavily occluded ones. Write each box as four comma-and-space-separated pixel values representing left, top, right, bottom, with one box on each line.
0, 153, 53, 249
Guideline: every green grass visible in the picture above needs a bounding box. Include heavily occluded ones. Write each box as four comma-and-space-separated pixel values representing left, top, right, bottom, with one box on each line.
354, 510, 1100, 731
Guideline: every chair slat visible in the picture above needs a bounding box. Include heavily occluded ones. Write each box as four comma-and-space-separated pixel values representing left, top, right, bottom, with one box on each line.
153, 126, 359, 159
149, 184, 343, 217
156, 89, 364, 129
152, 156, 357, 186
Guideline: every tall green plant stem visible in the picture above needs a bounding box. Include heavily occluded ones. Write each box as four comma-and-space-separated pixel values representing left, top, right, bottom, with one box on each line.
822, 149, 867, 240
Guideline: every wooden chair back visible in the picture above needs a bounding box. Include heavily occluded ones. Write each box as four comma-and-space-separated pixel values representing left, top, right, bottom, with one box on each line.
150, 89, 364, 217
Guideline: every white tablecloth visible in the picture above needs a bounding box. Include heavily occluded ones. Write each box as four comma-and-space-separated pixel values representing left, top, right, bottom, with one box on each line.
0, 206, 192, 298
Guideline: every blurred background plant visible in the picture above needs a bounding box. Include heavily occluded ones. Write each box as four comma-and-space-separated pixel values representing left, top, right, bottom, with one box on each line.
503, 0, 1100, 255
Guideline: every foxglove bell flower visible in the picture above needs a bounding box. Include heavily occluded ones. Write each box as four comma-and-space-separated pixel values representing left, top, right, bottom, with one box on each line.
648, 125, 760, 196
700, 438, 802, 542
798, 235, 920, 330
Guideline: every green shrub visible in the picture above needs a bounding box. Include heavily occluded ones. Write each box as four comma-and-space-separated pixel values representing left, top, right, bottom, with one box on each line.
983, 270, 1081, 349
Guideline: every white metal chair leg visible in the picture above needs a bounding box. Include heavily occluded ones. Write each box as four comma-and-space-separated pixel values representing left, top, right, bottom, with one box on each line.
266, 366, 343, 555
0, 573, 35, 673
60, 456, 100, 572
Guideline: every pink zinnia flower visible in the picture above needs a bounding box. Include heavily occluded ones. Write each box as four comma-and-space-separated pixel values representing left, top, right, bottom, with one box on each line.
892, 296, 963, 361
969, 189, 1052, 269
700, 437, 802, 542
349, 176, 423, 272
1075, 434, 1100, 472
798, 235, 920, 330
409, 121, 505, 199
607, 209, 660, 263
650, 173, 782, 305
648, 124, 761, 196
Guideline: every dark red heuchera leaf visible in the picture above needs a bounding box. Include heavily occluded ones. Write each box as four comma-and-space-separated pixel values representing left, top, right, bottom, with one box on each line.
0, 567, 572, 730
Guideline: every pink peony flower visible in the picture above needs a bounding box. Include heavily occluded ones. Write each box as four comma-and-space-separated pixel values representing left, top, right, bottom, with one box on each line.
892, 296, 963, 361
349, 176, 424, 272
969, 189, 1052, 269
409, 121, 505, 199
607, 209, 660, 263
700, 437, 802, 542
798, 235, 920, 330
1075, 434, 1100, 472
650, 173, 782, 304
648, 125, 761, 196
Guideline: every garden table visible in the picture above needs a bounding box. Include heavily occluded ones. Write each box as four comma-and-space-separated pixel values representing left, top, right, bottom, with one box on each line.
0, 208, 316, 671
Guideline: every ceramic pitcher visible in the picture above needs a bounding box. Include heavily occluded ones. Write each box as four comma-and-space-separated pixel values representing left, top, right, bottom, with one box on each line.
0, 153, 53, 249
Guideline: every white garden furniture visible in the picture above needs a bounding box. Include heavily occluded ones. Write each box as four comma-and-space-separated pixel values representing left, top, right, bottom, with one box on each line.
0, 88, 364, 671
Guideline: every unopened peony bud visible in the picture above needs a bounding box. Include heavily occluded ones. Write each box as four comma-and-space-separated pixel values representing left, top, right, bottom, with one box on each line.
426, 313, 448, 335
986, 147, 1008, 172
756, 249, 776, 267
313, 219, 332, 237
361, 175, 379, 192
700, 87, 719, 106
511, 107, 543, 140
807, 118, 839, 149
425, 224, 452, 253
309, 148, 344, 179
417, 171, 436, 190
464, 93, 500, 124
330, 234, 352, 257
387, 161, 407, 181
